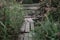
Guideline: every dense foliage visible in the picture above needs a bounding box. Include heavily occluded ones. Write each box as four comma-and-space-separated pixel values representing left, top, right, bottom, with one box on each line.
34, 19, 60, 40
0, 0, 24, 40
0, 0, 60, 40
33, 0, 60, 40
48, 0, 60, 22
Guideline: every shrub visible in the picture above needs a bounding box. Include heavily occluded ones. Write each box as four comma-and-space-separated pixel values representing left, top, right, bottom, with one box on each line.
34, 19, 60, 40
0, 0, 24, 40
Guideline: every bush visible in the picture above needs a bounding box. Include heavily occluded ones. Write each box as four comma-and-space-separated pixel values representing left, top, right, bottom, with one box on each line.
0, 0, 24, 40
34, 19, 60, 40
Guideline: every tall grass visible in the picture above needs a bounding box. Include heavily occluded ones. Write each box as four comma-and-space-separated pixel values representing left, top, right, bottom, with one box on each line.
34, 17, 60, 40
0, 0, 24, 40
33, 0, 60, 39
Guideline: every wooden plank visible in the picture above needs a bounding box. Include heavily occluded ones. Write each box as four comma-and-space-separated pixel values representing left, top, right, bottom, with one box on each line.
23, 6, 40, 10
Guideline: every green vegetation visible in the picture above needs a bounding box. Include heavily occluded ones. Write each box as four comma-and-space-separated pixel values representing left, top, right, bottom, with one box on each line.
34, 19, 60, 40
0, 0, 24, 40
0, 0, 60, 40
33, 0, 60, 40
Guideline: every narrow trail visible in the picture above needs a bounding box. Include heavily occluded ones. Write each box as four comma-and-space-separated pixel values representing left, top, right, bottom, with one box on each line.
18, 3, 45, 40
18, 17, 34, 40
